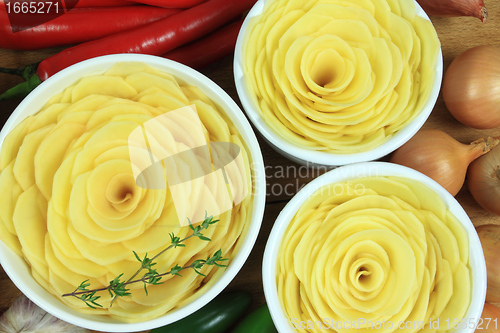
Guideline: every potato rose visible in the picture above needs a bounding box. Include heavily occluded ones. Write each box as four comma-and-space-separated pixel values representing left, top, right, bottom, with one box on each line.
243, 0, 440, 152
279, 177, 470, 333
0, 62, 253, 322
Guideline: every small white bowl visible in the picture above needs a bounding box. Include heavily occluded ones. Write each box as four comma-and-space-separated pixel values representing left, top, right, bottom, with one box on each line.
234, 0, 443, 166
263, 162, 486, 333
0, 54, 266, 332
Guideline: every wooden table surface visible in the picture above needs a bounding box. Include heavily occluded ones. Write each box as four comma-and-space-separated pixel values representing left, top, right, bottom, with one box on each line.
1, 1, 500, 332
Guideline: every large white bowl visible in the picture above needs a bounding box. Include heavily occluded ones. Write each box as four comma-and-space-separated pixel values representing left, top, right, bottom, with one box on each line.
234, 0, 443, 166
263, 162, 486, 333
0, 54, 266, 332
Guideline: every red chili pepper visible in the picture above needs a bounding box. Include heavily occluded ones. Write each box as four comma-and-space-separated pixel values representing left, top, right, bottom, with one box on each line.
0, 6, 181, 50
36, 0, 256, 80
163, 19, 243, 69
65, 0, 134, 7
129, 0, 206, 8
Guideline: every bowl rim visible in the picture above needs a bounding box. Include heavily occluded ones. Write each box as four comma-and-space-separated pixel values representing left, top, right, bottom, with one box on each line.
262, 162, 487, 333
233, 0, 444, 166
0, 54, 267, 332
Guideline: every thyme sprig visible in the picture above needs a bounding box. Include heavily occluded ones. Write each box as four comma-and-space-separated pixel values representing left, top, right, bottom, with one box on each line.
62, 215, 226, 309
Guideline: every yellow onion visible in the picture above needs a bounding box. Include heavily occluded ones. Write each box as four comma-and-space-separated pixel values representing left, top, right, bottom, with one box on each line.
468, 143, 500, 215
476, 225, 500, 303
390, 129, 498, 196
443, 46, 500, 129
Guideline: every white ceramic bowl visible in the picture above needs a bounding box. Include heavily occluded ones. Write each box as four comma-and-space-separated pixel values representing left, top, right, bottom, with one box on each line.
263, 162, 486, 333
234, 0, 443, 166
0, 54, 266, 332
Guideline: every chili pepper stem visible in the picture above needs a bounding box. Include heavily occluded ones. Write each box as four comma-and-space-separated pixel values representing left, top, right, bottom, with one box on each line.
0, 63, 39, 81
0, 67, 24, 78
0, 74, 42, 102
21, 63, 40, 81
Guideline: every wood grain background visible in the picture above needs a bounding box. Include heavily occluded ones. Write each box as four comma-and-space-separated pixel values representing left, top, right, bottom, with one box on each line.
0, 1, 500, 332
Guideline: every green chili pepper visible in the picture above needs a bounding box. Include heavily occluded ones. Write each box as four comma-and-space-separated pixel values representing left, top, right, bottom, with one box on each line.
231, 303, 278, 333
150, 290, 252, 333
0, 74, 42, 102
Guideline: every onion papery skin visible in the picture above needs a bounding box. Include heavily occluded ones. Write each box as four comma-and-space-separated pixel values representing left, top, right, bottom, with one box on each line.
390, 129, 497, 196
416, 0, 488, 22
468, 144, 500, 215
442, 45, 500, 129
476, 225, 500, 303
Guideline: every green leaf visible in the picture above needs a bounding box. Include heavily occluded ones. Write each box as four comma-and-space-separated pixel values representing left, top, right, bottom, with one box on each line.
90, 300, 103, 308
214, 263, 227, 268
79, 290, 103, 309
192, 225, 202, 236
110, 273, 124, 286
151, 277, 163, 285
77, 280, 91, 291
115, 288, 132, 297
84, 302, 98, 309
193, 268, 206, 276
169, 264, 183, 276
192, 259, 205, 270
201, 218, 210, 229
